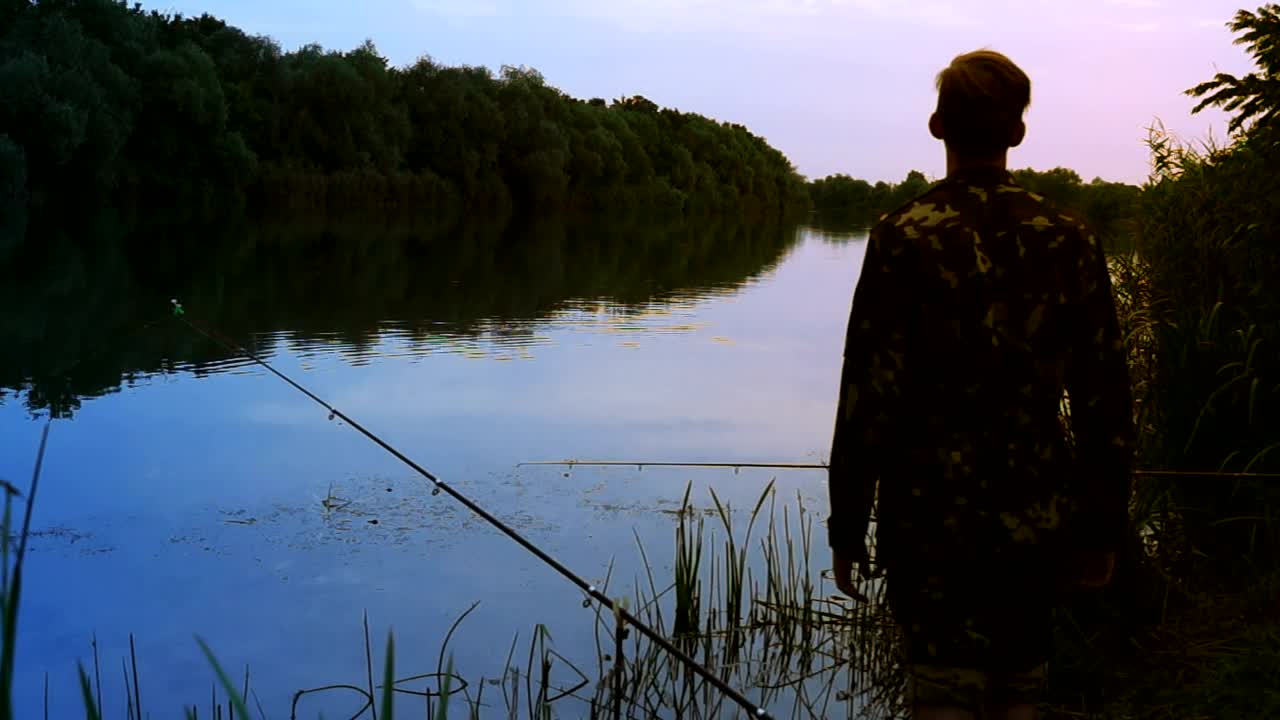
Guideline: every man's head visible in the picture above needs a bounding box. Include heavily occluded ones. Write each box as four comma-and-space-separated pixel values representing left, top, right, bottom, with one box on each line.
929, 50, 1031, 159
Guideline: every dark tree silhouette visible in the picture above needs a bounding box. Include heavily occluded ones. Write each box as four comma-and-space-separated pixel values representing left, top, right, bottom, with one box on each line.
0, 0, 807, 216
1187, 4, 1280, 145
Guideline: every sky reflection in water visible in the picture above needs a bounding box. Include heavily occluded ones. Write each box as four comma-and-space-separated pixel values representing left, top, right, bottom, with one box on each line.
0, 224, 867, 717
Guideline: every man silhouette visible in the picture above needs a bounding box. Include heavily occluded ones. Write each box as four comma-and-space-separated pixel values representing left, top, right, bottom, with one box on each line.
826, 50, 1135, 720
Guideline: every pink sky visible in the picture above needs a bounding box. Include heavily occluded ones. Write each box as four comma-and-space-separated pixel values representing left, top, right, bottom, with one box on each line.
176, 0, 1262, 185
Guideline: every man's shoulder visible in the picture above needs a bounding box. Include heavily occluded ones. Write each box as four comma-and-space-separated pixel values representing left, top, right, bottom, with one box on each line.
868, 184, 978, 246
1015, 193, 1098, 253
1010, 186, 1091, 231
875, 177, 1091, 239
873, 182, 953, 231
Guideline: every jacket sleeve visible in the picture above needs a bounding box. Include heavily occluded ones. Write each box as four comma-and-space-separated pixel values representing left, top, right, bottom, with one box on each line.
1064, 230, 1136, 553
827, 222, 908, 556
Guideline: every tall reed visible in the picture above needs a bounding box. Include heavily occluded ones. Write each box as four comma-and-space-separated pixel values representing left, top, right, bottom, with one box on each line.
1122, 121, 1280, 586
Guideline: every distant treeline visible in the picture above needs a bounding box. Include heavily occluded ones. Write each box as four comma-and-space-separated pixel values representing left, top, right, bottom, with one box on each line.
808, 167, 1142, 243
0, 0, 808, 216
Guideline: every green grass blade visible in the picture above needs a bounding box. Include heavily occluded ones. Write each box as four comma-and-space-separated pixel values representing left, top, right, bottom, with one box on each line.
194, 637, 252, 720
437, 602, 479, 703
435, 656, 454, 720
707, 487, 731, 542
364, 611, 377, 720
1, 496, 9, 720
747, 478, 777, 534
381, 632, 396, 720
3, 423, 50, 720
77, 663, 102, 720
2, 494, 11, 598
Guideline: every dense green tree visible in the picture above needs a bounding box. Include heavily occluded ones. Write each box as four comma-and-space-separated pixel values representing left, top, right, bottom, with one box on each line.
893, 169, 930, 204
0, 134, 23, 200
127, 39, 254, 201
0, 0, 807, 217
0, 1, 137, 196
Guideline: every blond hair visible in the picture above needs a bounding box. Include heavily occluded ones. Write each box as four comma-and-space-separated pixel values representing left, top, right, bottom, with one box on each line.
934, 49, 1031, 155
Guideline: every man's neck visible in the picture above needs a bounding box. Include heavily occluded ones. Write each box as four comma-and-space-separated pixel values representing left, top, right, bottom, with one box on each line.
945, 149, 1009, 179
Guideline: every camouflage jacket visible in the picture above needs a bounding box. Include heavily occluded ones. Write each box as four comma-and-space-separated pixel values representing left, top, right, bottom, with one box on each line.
826, 166, 1135, 572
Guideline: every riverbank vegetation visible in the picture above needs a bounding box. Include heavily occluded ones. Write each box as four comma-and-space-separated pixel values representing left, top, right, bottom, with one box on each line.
1044, 5, 1280, 717
0, 0, 808, 217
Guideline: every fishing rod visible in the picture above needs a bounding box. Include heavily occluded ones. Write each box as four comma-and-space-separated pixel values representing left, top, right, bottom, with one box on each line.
519, 460, 1280, 480
166, 300, 774, 720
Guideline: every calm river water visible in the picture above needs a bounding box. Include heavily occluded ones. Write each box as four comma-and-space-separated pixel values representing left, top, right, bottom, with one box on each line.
0, 212, 868, 718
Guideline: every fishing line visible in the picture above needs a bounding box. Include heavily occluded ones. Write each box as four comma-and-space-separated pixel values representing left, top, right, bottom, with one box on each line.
519, 461, 829, 472
519, 460, 1280, 479
167, 300, 774, 720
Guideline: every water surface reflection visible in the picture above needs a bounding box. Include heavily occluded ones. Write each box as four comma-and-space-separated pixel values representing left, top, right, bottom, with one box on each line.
1, 210, 869, 717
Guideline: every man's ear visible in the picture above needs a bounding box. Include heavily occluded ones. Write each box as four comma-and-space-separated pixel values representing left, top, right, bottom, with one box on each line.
929, 113, 945, 141
1008, 119, 1026, 148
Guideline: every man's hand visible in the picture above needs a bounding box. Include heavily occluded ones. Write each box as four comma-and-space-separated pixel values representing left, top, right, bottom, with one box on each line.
832, 545, 871, 603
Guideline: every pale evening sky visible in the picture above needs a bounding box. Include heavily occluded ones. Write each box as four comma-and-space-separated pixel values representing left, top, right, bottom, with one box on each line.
146, 0, 1260, 186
